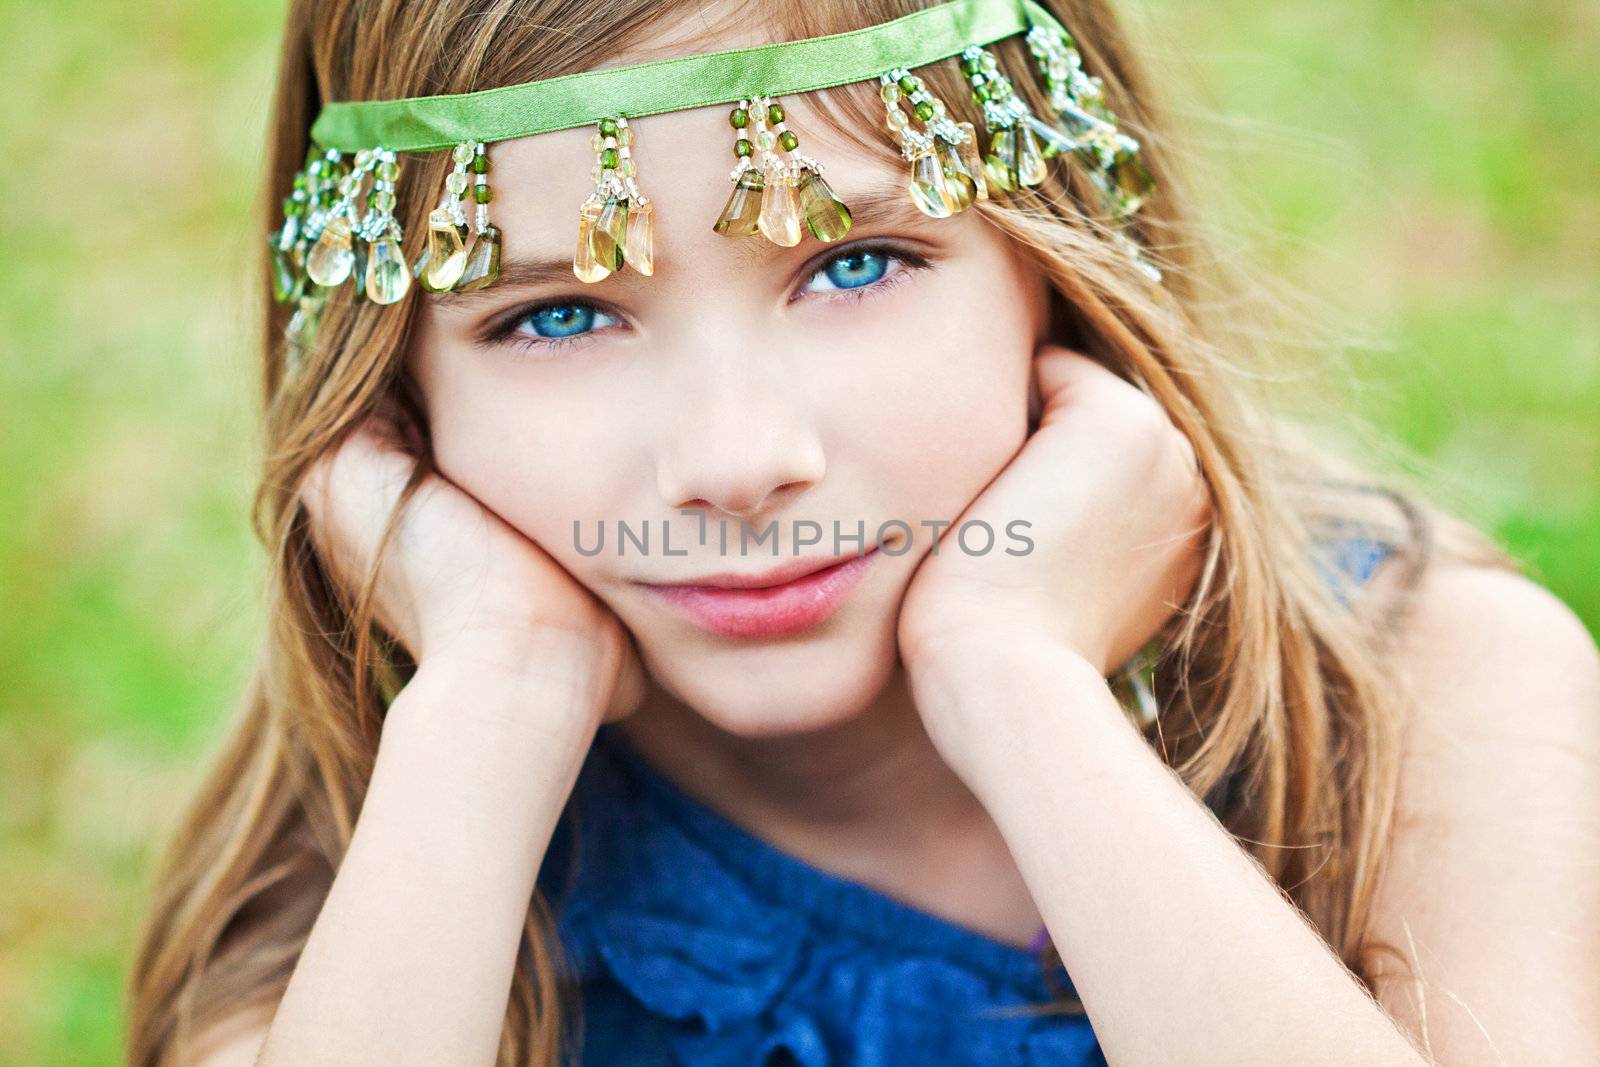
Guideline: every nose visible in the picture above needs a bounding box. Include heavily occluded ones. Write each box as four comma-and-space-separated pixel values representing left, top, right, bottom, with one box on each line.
655, 335, 826, 526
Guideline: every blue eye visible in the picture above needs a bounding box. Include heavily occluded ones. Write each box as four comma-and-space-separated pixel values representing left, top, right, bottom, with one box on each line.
525, 302, 615, 339
809, 249, 891, 292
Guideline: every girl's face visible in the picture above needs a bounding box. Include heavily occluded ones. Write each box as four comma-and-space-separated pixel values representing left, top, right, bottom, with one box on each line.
407, 69, 1049, 737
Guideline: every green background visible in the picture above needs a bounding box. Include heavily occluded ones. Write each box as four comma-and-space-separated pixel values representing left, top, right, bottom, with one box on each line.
0, 0, 1593, 1062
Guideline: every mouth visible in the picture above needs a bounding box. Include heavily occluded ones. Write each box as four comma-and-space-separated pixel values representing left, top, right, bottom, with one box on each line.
636, 547, 882, 639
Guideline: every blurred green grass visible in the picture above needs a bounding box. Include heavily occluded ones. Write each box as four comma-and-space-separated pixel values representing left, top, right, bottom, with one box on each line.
0, 0, 1593, 1062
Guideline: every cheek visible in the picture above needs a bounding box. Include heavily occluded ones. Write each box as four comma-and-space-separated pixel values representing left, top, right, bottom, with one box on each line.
419, 363, 633, 553
813, 267, 1035, 521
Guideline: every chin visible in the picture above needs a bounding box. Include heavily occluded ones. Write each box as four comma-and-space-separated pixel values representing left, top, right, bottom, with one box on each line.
637, 630, 902, 739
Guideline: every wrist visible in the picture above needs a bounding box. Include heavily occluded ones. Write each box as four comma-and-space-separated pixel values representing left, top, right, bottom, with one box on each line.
900, 600, 1115, 680
393, 635, 611, 752
904, 628, 1135, 787
903, 619, 1092, 693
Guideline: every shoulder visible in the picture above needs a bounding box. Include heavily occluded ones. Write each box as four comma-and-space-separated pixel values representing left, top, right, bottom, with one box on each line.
1371, 554, 1600, 836
1372, 555, 1599, 734
1361, 557, 1600, 1062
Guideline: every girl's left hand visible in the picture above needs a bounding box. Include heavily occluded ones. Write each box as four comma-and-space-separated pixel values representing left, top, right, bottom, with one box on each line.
897, 344, 1213, 682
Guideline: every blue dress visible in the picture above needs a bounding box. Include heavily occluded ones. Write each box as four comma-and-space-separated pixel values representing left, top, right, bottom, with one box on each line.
537, 532, 1396, 1066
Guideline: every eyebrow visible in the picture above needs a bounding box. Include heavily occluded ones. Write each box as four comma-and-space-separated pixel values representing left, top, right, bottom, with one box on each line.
428, 177, 934, 309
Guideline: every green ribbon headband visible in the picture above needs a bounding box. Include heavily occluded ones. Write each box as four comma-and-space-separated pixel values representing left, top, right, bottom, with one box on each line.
310, 0, 1067, 152
270, 0, 1162, 335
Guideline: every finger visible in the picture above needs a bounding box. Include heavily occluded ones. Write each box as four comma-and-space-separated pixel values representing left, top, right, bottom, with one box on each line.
1031, 345, 1137, 429
300, 420, 419, 584
1033, 346, 1185, 467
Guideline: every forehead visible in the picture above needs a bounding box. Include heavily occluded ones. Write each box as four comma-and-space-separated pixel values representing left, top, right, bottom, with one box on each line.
443, 6, 923, 288
493, 95, 896, 230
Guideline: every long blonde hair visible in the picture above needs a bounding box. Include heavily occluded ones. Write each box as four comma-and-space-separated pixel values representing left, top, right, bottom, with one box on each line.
125, 1, 1518, 1063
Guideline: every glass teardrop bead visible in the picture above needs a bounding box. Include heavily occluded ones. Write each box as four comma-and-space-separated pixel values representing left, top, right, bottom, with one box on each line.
423, 208, 469, 290
983, 127, 1019, 192
757, 175, 803, 246
713, 169, 765, 237
304, 214, 355, 286
934, 139, 977, 213
573, 204, 611, 283
458, 226, 502, 291
411, 247, 440, 292
269, 233, 303, 303
589, 197, 628, 271
1016, 123, 1049, 186
956, 122, 989, 201
909, 150, 956, 218
796, 170, 852, 242
364, 238, 411, 304
623, 202, 654, 275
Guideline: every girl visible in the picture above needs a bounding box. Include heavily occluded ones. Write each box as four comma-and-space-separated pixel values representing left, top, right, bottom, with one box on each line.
127, 0, 1600, 1064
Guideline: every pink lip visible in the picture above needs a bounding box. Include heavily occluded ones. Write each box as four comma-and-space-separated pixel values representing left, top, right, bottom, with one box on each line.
638, 548, 881, 639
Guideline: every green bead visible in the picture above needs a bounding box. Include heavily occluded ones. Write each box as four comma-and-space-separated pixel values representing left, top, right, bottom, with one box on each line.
377, 160, 399, 181
767, 102, 784, 123
470, 153, 488, 174
960, 56, 980, 75
973, 83, 992, 103
473, 183, 492, 204
600, 147, 619, 169
735, 138, 753, 157
898, 74, 917, 92
599, 117, 618, 137
731, 106, 749, 128
914, 101, 935, 121
778, 130, 798, 151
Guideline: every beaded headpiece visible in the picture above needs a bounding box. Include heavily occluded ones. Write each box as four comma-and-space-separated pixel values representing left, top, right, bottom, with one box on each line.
270, 0, 1158, 351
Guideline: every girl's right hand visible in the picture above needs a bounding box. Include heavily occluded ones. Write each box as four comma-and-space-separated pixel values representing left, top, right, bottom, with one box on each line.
298, 414, 646, 726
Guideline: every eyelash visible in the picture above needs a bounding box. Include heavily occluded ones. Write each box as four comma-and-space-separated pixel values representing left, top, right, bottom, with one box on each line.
482, 240, 931, 357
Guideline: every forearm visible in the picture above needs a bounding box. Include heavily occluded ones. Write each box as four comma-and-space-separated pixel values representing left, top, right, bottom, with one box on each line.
910, 635, 1426, 1067
258, 651, 599, 1066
